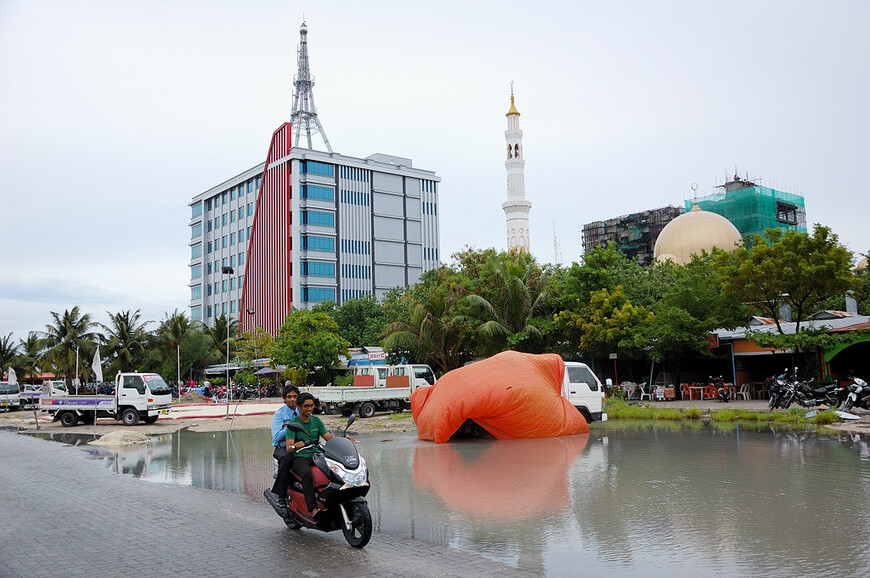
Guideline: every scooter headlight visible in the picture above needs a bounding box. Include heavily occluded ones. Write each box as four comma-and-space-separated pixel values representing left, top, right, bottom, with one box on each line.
327, 456, 368, 487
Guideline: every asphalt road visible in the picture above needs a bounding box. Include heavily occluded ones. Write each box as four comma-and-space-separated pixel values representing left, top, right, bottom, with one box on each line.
0, 431, 531, 578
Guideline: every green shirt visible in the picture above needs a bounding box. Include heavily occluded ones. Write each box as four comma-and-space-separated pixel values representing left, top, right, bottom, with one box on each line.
286, 415, 329, 459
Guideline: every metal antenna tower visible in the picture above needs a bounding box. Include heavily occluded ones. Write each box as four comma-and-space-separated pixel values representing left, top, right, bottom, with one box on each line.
290, 22, 333, 153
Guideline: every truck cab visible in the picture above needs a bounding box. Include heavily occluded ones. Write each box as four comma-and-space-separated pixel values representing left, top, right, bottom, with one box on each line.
562, 361, 608, 423
41, 380, 69, 397
390, 364, 437, 391
1, 381, 20, 411
351, 365, 390, 387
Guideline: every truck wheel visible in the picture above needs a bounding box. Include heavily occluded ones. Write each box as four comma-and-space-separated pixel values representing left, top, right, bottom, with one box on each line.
121, 408, 140, 426
59, 412, 79, 427
143, 415, 159, 424
323, 403, 337, 415
359, 402, 376, 419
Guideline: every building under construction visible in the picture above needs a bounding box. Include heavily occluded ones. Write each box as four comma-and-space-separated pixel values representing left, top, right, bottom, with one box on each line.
582, 205, 684, 266
689, 174, 807, 238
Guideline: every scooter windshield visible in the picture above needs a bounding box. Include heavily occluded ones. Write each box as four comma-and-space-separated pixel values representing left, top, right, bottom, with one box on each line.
324, 437, 359, 469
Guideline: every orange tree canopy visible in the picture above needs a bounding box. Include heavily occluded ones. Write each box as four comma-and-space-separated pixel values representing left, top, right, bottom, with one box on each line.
411, 351, 589, 443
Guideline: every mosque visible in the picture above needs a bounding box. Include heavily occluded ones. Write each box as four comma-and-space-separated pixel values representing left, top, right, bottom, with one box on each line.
653, 201, 742, 265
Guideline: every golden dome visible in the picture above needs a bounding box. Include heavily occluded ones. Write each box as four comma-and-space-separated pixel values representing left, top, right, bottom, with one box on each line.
654, 203, 741, 265
506, 93, 520, 116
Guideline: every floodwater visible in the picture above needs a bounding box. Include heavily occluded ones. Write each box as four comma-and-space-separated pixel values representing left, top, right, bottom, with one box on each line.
66, 422, 870, 576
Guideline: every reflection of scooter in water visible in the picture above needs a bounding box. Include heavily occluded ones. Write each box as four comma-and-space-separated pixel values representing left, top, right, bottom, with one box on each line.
263, 416, 372, 548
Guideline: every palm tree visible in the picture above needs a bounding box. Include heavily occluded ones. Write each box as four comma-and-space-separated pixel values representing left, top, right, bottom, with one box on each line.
100, 309, 151, 373
383, 287, 470, 374
1, 333, 20, 375
17, 333, 43, 383
208, 314, 239, 360
155, 310, 191, 385
38, 307, 96, 384
465, 256, 550, 355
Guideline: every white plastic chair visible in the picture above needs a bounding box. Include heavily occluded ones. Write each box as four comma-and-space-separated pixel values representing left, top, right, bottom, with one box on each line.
736, 383, 750, 400
638, 383, 652, 401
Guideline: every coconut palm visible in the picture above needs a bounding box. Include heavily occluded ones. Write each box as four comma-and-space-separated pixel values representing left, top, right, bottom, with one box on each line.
465, 256, 550, 355
208, 314, 238, 360
100, 309, 151, 373
1, 333, 20, 375
38, 306, 96, 384
16, 333, 43, 383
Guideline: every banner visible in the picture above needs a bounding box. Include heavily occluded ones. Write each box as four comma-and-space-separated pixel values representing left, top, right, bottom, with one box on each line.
92, 347, 104, 383
6, 367, 16, 385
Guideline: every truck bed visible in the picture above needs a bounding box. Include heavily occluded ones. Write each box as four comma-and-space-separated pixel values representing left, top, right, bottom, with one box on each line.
39, 395, 116, 411
300, 386, 412, 403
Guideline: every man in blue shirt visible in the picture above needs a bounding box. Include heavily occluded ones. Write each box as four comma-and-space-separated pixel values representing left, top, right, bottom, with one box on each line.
269, 384, 299, 507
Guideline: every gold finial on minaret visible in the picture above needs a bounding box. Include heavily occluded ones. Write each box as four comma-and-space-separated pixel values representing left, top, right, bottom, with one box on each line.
506, 80, 520, 116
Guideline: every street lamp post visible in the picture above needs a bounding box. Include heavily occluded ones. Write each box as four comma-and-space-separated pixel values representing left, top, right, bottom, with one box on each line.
246, 308, 257, 398
222, 266, 234, 417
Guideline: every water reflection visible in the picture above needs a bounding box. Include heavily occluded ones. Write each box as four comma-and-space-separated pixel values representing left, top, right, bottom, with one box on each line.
85, 423, 870, 576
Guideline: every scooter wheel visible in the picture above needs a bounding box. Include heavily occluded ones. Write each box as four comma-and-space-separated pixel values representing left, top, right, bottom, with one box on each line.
341, 502, 372, 548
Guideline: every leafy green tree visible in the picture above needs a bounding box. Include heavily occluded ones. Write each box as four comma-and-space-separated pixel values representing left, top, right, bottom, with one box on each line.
235, 326, 275, 365
38, 306, 96, 384
717, 225, 857, 333
331, 296, 387, 347
100, 309, 150, 374
273, 309, 350, 385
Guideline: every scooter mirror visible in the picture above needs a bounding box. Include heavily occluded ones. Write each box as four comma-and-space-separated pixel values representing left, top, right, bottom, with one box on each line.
285, 421, 305, 433
346, 414, 357, 429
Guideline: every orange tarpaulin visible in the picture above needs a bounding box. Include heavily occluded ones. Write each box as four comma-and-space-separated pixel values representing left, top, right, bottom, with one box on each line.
411, 351, 589, 443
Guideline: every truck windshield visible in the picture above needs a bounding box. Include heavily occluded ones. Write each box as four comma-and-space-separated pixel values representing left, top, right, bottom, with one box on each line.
143, 375, 171, 395
0, 382, 18, 394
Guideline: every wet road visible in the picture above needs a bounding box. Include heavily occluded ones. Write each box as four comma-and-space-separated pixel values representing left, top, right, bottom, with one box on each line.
0, 432, 531, 578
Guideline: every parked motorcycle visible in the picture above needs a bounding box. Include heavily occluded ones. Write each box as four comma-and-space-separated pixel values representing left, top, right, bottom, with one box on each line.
792, 379, 841, 409
768, 374, 789, 410
843, 377, 870, 412
264, 415, 372, 548
710, 375, 729, 403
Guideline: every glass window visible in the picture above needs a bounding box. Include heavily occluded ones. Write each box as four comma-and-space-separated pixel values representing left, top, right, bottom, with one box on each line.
230, 278, 235, 291
230, 211, 235, 224
206, 199, 212, 211
238, 208, 244, 221
222, 214, 227, 227
191, 265, 202, 279
300, 160, 334, 177
302, 261, 335, 277
207, 220, 212, 232
239, 252, 245, 265
247, 203, 253, 216
301, 210, 334, 227
301, 184, 335, 202
303, 287, 335, 302
207, 262, 212, 275
230, 188, 235, 201
566, 365, 599, 391
207, 284, 212, 296
191, 224, 202, 239
230, 232, 235, 246
222, 235, 227, 248
255, 175, 261, 189
191, 285, 202, 300
230, 300, 236, 313
302, 235, 335, 252
191, 203, 203, 218
222, 192, 227, 204
207, 305, 212, 318
207, 241, 212, 254
222, 280, 227, 292
247, 180, 253, 193
230, 255, 235, 268
214, 196, 220, 208
191, 244, 202, 259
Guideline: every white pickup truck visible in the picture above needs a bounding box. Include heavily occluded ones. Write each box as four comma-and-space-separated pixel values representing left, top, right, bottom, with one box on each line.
563, 361, 608, 422
40, 372, 172, 427
301, 364, 437, 418
19, 380, 67, 409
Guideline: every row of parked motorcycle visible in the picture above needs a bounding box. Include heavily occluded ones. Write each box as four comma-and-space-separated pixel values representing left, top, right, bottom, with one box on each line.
767, 370, 870, 412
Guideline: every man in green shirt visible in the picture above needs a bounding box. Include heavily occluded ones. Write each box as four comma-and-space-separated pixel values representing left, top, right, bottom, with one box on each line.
287, 392, 334, 515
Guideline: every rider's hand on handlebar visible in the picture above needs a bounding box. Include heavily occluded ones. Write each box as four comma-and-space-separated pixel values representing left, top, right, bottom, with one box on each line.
293, 440, 306, 450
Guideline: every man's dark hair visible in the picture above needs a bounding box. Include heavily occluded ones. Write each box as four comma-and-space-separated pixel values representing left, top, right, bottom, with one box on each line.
297, 392, 315, 406
282, 384, 300, 398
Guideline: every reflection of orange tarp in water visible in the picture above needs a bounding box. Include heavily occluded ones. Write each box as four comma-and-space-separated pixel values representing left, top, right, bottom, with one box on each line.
413, 435, 589, 520
411, 351, 589, 443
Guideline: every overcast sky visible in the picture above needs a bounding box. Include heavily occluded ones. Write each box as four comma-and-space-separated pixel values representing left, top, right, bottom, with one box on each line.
1, 0, 868, 343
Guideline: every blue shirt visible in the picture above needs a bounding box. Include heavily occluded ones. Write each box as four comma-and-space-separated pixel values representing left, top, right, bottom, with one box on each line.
271, 404, 299, 447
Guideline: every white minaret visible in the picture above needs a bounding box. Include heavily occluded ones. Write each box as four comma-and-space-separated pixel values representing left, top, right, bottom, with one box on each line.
502, 83, 531, 253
